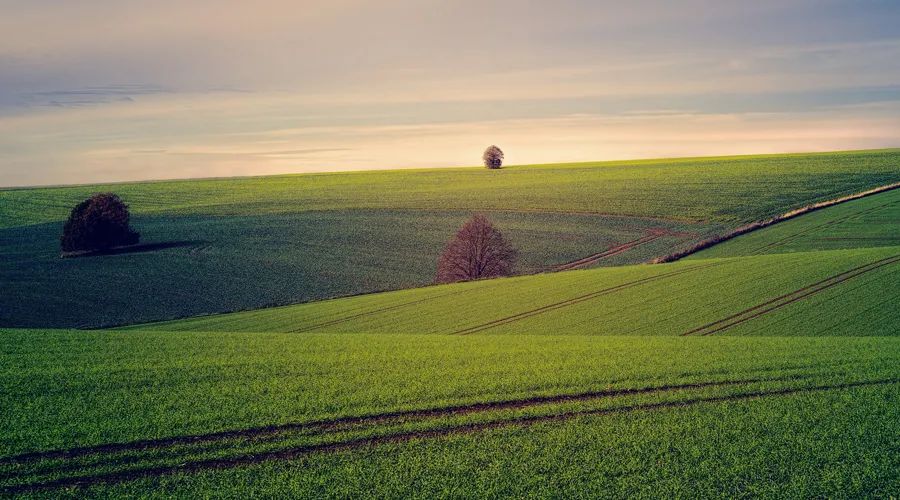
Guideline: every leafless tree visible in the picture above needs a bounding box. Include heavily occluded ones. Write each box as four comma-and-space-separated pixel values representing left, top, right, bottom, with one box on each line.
435, 214, 517, 283
482, 145, 504, 169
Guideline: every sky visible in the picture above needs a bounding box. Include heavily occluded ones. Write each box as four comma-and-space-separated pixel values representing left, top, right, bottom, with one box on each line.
1, 0, 899, 187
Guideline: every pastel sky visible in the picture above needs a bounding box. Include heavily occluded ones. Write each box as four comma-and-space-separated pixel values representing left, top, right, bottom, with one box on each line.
1, 0, 899, 186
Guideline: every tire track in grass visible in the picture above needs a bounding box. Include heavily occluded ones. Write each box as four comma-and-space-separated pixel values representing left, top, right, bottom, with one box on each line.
453, 261, 725, 335
0, 372, 793, 467
4, 378, 896, 494
552, 229, 697, 271
287, 274, 516, 333
750, 200, 898, 255
682, 254, 900, 336
552, 232, 664, 271
288, 289, 465, 333
1, 373, 835, 486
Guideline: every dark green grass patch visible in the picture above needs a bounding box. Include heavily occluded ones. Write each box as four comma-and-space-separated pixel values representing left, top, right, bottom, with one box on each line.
2, 149, 897, 329
144, 247, 900, 336
0, 210, 700, 328
691, 186, 900, 259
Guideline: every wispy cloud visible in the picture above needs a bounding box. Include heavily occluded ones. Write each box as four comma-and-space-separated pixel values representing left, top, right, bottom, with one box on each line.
0, 0, 898, 186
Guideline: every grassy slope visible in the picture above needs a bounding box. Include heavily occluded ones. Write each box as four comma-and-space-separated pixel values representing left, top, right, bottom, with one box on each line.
142, 246, 900, 336
3, 149, 899, 228
83, 385, 900, 499
689, 184, 900, 258
1, 329, 898, 496
3, 176, 900, 495
1, 149, 898, 328
3, 211, 691, 328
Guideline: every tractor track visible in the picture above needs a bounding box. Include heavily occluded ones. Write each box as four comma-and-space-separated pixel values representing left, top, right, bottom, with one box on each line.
682, 254, 900, 336
750, 199, 898, 254
0, 372, 796, 467
453, 261, 725, 335
553, 228, 695, 272
286, 278, 514, 333
3, 378, 896, 494
553, 233, 663, 271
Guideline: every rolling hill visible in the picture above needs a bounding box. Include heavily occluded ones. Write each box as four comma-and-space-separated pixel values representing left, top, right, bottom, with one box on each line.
2, 148, 899, 328
1, 151, 899, 497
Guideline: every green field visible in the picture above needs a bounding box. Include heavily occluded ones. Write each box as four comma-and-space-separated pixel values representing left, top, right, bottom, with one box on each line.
2, 331, 898, 496
136, 246, 900, 336
2, 149, 898, 328
2, 151, 899, 497
690, 185, 900, 258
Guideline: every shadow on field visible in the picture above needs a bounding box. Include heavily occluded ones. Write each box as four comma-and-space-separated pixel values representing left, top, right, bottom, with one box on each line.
60, 240, 205, 259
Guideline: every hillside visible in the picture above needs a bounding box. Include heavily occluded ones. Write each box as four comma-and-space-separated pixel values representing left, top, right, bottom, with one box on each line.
2, 149, 898, 328
2, 329, 898, 496
141, 186, 900, 336
2, 162, 899, 496
689, 184, 900, 258
139, 246, 899, 336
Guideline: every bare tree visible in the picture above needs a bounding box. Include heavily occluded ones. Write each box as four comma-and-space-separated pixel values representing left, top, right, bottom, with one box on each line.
436, 214, 517, 283
482, 145, 504, 169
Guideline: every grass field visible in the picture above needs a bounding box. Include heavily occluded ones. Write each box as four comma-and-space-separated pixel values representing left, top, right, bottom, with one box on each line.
2, 331, 898, 496
2, 149, 898, 328
2, 211, 697, 328
137, 246, 900, 337
61, 384, 900, 498
4, 150, 899, 228
690, 185, 900, 258
2, 151, 899, 497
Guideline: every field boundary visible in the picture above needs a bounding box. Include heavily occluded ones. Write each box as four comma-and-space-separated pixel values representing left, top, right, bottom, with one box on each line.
652, 181, 900, 263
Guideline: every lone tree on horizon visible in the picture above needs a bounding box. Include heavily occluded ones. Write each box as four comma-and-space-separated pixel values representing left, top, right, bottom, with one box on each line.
436, 214, 517, 283
482, 145, 504, 169
61, 193, 140, 253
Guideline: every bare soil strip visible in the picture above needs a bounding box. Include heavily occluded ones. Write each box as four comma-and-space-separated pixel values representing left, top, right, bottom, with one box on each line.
682, 254, 900, 336
0, 372, 790, 467
453, 261, 724, 335
4, 378, 896, 494
654, 181, 900, 263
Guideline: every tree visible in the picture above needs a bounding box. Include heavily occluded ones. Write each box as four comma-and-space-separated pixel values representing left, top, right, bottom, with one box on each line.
61, 193, 140, 253
482, 145, 504, 169
435, 214, 517, 283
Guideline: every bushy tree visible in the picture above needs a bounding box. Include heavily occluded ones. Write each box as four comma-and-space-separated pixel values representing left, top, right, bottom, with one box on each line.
61, 193, 140, 253
436, 214, 517, 283
482, 145, 504, 169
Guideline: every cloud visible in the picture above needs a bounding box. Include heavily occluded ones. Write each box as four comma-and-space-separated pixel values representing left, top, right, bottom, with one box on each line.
0, 1, 898, 185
